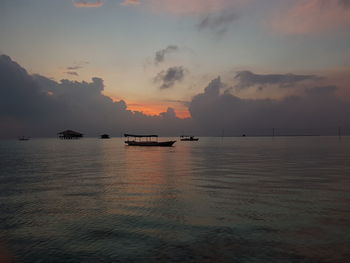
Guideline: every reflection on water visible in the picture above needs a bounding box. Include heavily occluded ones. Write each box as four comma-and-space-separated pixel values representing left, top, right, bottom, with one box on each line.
0, 137, 350, 262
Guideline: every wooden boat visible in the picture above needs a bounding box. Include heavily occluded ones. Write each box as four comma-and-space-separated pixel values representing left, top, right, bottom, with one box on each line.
124, 134, 176, 147
180, 135, 199, 141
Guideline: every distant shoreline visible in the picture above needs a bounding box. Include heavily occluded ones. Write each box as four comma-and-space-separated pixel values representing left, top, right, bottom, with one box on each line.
1, 135, 349, 140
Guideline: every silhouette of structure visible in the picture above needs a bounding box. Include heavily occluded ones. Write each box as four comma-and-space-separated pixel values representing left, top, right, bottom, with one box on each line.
100, 134, 110, 139
58, 130, 83, 139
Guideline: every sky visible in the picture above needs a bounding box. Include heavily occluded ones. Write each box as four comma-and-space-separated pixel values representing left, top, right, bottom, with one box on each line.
0, 0, 350, 137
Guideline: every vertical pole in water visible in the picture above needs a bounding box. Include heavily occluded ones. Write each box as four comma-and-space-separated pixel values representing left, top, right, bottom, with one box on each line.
338, 126, 341, 139
221, 129, 224, 142
272, 128, 275, 137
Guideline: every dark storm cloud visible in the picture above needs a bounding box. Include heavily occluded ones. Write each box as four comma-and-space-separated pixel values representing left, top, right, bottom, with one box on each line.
234, 70, 321, 90
198, 11, 238, 35
154, 45, 179, 64
0, 55, 193, 138
154, 66, 187, 89
0, 55, 57, 121
1, 54, 349, 138
189, 77, 350, 135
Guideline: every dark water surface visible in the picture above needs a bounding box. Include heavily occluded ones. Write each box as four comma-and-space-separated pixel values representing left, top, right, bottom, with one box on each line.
1, 137, 350, 262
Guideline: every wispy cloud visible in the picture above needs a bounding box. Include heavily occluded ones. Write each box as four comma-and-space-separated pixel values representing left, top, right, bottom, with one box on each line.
121, 0, 140, 6
121, 0, 247, 15
65, 71, 79, 76
66, 61, 89, 71
234, 71, 321, 90
72, 0, 104, 8
64, 61, 89, 76
154, 45, 179, 65
198, 11, 238, 35
67, 66, 82, 70
271, 0, 350, 34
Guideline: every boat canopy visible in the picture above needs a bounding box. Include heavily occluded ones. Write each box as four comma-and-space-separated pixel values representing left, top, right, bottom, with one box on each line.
124, 134, 158, 138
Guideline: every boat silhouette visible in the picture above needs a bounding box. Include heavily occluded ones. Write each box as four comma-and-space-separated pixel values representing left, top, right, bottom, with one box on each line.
124, 134, 176, 147
180, 135, 199, 141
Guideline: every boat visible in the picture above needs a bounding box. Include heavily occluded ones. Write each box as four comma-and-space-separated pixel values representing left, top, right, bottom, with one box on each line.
180, 135, 199, 141
124, 134, 176, 147
18, 136, 30, 141
100, 134, 110, 139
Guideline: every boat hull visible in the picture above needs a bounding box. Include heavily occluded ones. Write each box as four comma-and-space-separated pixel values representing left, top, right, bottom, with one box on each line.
125, 141, 176, 147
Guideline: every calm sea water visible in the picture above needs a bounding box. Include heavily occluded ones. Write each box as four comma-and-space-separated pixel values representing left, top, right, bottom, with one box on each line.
0, 137, 350, 262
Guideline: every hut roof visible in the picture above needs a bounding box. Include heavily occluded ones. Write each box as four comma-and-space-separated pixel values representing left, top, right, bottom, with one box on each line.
58, 130, 83, 136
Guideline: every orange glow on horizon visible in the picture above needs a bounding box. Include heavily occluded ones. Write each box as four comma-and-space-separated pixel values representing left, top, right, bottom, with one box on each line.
105, 94, 191, 119
128, 102, 191, 119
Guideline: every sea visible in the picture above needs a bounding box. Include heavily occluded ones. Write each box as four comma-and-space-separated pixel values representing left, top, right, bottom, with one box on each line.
0, 137, 349, 262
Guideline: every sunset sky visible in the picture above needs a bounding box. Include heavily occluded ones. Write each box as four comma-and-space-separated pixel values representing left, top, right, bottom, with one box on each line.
1, 0, 350, 137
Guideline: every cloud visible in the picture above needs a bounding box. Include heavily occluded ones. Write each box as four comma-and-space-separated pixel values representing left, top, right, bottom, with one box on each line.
188, 76, 350, 135
67, 66, 82, 70
0, 55, 193, 138
154, 45, 179, 65
271, 0, 350, 34
72, 0, 103, 8
165, 99, 190, 107
160, 107, 176, 119
66, 61, 88, 70
65, 71, 79, 76
198, 11, 238, 35
122, 0, 246, 15
121, 0, 140, 6
338, 0, 350, 7
65, 61, 89, 76
234, 71, 321, 90
1, 55, 349, 138
154, 66, 187, 89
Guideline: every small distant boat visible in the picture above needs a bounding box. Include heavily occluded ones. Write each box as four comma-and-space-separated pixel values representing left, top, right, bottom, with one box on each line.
124, 134, 176, 147
18, 136, 30, 141
100, 134, 110, 139
180, 135, 199, 141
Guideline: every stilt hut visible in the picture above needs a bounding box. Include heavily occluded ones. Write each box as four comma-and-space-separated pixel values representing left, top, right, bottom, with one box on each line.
58, 130, 83, 139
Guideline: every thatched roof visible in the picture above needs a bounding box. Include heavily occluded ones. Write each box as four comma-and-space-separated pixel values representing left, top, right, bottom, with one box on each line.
58, 130, 83, 136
